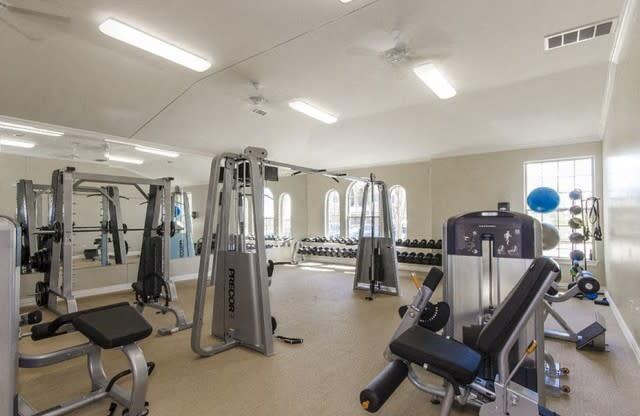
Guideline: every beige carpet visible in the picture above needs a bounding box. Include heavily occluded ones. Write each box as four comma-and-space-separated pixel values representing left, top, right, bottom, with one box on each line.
18, 263, 640, 416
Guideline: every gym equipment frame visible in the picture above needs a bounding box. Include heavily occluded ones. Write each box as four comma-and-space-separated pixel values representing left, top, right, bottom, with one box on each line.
17, 179, 128, 269
1, 216, 154, 416
443, 211, 565, 399
21, 168, 190, 337
353, 175, 400, 298
192, 146, 368, 357
360, 258, 561, 416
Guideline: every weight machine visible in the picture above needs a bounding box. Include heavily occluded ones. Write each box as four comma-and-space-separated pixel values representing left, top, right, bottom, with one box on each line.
194, 147, 382, 357
353, 174, 400, 298
17, 179, 128, 269
19, 168, 190, 337
1, 215, 155, 416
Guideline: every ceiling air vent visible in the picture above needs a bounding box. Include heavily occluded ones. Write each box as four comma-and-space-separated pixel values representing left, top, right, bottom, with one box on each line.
545, 18, 616, 51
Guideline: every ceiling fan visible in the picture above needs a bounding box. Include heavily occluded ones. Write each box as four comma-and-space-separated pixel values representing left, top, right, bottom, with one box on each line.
0, 1, 70, 41
243, 81, 282, 117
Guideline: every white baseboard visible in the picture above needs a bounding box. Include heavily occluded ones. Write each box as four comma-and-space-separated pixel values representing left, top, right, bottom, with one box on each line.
605, 289, 640, 365
20, 273, 198, 308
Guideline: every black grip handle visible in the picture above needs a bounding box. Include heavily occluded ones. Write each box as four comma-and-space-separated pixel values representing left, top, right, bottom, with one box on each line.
360, 360, 408, 412
422, 268, 444, 291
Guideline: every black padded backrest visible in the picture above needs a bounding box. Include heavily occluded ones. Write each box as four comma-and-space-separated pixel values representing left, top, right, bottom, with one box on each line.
475, 257, 558, 355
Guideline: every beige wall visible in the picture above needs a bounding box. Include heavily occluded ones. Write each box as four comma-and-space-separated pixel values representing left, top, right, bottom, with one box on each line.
301, 143, 605, 282
602, 5, 640, 346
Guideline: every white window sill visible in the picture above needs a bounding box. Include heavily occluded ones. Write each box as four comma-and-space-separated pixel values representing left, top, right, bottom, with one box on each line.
552, 257, 599, 267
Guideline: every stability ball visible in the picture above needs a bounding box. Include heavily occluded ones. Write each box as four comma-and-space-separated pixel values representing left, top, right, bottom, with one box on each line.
527, 187, 560, 213
541, 222, 560, 250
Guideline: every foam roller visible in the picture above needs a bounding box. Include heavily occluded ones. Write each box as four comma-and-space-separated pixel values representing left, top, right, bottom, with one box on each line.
360, 360, 408, 412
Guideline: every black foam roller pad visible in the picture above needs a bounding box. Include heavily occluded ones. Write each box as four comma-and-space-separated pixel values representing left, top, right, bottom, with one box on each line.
360, 360, 408, 412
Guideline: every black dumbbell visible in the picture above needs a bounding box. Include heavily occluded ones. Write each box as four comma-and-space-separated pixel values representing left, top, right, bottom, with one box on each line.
433, 253, 442, 266
403, 239, 411, 247
418, 239, 428, 248
416, 253, 426, 264
425, 253, 434, 265
407, 252, 417, 263
396, 239, 403, 247
426, 239, 435, 248
435, 240, 442, 249
409, 239, 419, 247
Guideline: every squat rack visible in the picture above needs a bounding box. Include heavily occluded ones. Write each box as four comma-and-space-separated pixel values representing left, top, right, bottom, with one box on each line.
29, 168, 178, 317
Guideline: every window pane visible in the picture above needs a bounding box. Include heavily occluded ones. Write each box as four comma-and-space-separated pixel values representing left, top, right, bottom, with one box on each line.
264, 188, 274, 235
325, 190, 341, 237
524, 157, 595, 260
390, 186, 407, 240
280, 193, 292, 237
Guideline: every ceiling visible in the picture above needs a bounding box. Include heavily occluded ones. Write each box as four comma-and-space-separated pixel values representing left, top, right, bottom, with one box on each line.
0, 0, 625, 183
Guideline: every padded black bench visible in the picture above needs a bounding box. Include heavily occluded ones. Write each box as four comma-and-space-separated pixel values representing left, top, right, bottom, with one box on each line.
390, 326, 482, 386
31, 302, 152, 349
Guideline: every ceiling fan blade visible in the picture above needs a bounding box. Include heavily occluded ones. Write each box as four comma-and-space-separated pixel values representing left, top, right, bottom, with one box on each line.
0, 1, 70, 22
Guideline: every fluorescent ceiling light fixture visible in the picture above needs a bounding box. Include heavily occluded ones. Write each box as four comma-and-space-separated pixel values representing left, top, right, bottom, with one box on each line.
340, 0, 353, 3
413, 63, 457, 99
99, 18, 211, 72
0, 121, 64, 137
134, 146, 179, 158
0, 138, 36, 148
108, 154, 144, 165
288, 101, 338, 124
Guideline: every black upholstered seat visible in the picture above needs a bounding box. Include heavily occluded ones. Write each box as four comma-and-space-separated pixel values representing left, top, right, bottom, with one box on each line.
390, 325, 482, 385
72, 303, 152, 349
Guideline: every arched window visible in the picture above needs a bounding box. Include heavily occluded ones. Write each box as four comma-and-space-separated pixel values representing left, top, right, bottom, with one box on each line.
279, 193, 292, 237
389, 185, 408, 240
346, 182, 380, 238
264, 188, 274, 235
325, 190, 341, 237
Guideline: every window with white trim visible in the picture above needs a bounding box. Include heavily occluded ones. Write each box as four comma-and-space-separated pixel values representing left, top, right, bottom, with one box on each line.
524, 157, 595, 259
389, 185, 408, 240
279, 193, 292, 237
346, 182, 381, 238
325, 190, 341, 237
264, 188, 275, 235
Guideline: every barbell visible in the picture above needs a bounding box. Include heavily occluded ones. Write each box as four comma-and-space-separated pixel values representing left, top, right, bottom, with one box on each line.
34, 221, 178, 241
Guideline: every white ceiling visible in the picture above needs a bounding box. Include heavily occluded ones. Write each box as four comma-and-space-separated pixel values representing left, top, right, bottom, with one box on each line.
0, 0, 625, 183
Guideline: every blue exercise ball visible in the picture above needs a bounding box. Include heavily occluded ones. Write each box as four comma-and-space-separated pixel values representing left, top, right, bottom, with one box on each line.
527, 187, 560, 213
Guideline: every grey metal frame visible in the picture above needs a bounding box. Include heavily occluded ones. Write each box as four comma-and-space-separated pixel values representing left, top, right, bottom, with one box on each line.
383, 257, 560, 416
353, 177, 400, 296
192, 148, 274, 357
24, 168, 190, 337
1, 216, 150, 416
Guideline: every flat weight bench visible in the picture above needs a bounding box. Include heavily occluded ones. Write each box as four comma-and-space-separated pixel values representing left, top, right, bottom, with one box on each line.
20, 302, 154, 416
360, 257, 562, 416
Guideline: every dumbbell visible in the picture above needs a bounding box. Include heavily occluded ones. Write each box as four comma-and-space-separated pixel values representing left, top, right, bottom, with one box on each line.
395, 239, 403, 247
407, 252, 417, 263
416, 253, 426, 264
433, 253, 442, 266
434, 240, 442, 249
398, 252, 408, 263
426, 239, 435, 248
418, 239, 428, 248
402, 239, 411, 247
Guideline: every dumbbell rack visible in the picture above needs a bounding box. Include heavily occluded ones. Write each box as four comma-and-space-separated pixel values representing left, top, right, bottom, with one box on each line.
296, 238, 442, 273
247, 235, 293, 263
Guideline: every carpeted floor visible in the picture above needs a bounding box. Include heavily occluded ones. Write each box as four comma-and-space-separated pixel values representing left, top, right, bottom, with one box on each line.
18, 263, 640, 416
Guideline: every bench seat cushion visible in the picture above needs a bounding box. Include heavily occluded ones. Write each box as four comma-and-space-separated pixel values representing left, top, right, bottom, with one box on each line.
72, 303, 152, 349
390, 326, 482, 385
